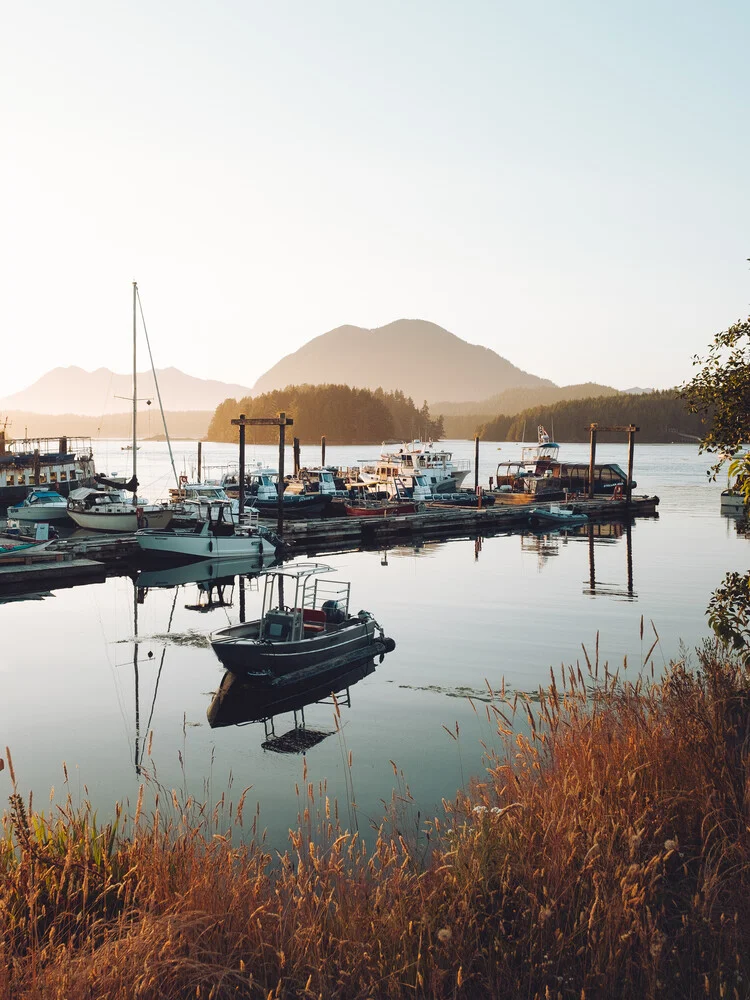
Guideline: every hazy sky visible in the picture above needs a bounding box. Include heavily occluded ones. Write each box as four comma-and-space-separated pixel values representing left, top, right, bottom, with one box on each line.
2, 0, 748, 399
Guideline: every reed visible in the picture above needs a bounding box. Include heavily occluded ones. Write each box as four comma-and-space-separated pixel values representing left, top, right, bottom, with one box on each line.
2, 640, 750, 999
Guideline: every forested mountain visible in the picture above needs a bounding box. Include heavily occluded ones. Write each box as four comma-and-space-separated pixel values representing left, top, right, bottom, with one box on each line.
478, 390, 705, 443
252, 320, 553, 403
1, 409, 212, 440
433, 382, 621, 418
206, 384, 443, 445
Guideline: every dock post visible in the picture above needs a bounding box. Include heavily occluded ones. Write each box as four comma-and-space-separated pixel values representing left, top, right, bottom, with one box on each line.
321, 435, 326, 467
293, 437, 301, 476
474, 436, 479, 494
0, 430, 4, 455
278, 412, 286, 536
627, 428, 635, 503
197, 440, 202, 482
238, 413, 246, 516
588, 423, 597, 499
59, 436, 67, 455
33, 448, 41, 486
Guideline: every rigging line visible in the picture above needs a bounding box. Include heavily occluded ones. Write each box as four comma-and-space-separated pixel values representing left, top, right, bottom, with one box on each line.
139, 586, 180, 764
135, 288, 179, 489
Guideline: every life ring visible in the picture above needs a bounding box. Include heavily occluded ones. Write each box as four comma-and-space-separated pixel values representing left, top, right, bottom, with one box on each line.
612, 485, 623, 500
136, 506, 146, 528
179, 475, 188, 486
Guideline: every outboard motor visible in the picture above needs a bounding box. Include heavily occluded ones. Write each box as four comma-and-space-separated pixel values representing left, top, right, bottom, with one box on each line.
322, 599, 347, 624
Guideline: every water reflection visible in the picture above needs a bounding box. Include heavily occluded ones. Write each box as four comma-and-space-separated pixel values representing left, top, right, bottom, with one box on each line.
207, 655, 377, 753
519, 522, 636, 600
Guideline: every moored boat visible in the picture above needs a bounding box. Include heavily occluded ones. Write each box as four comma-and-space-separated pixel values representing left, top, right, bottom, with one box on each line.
67, 488, 174, 532
7, 489, 70, 522
343, 500, 420, 517
210, 562, 395, 677
528, 505, 589, 529
135, 509, 281, 561
0, 431, 96, 506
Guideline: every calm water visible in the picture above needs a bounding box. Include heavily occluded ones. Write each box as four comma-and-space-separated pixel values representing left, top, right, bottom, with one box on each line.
1, 439, 747, 848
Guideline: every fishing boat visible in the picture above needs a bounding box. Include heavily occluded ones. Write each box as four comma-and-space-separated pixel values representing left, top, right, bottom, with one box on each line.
7, 489, 70, 522
528, 505, 589, 529
135, 507, 281, 561
241, 468, 332, 519
0, 429, 96, 506
720, 490, 746, 513
210, 562, 396, 677
395, 472, 496, 507
494, 426, 635, 501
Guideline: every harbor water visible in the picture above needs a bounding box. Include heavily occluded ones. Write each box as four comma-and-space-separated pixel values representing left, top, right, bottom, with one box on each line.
1, 439, 746, 849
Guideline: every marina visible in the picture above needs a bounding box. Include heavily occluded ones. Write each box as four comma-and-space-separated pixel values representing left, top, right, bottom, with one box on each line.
1, 438, 745, 854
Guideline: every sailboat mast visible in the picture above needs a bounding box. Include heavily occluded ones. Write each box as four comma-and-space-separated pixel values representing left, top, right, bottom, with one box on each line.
132, 281, 138, 507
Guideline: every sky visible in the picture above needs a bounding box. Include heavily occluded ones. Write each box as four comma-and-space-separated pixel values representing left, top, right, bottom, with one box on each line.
2, 0, 748, 399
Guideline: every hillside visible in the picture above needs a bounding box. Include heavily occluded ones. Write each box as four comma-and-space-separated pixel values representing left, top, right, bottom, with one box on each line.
478, 390, 705, 443
1, 410, 212, 440
252, 320, 554, 403
207, 385, 443, 445
0, 366, 253, 416
433, 382, 621, 418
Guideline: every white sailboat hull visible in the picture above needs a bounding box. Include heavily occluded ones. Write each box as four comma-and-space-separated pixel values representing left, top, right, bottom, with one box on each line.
135, 529, 270, 560
68, 507, 174, 533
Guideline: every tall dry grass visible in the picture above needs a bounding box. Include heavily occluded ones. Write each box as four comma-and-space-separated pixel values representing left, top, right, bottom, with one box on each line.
2, 639, 750, 999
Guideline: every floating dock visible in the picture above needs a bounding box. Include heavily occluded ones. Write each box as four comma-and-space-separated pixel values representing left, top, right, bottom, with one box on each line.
0, 495, 659, 590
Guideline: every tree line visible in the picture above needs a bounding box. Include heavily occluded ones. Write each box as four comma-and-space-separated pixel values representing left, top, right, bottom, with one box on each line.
206, 384, 444, 444
477, 390, 707, 442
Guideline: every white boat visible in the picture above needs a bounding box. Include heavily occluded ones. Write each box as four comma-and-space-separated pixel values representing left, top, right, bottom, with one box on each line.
358, 440, 470, 493
210, 562, 395, 677
67, 282, 174, 533
135, 509, 280, 561
67, 487, 174, 532
7, 489, 70, 522
168, 481, 240, 520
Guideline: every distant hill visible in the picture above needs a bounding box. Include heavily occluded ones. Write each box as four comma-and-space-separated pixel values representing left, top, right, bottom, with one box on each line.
478, 390, 705, 443
1, 410, 212, 441
0, 366, 253, 416
433, 382, 621, 419
252, 320, 555, 403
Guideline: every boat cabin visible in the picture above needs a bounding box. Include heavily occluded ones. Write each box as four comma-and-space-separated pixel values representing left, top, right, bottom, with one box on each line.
259, 562, 352, 643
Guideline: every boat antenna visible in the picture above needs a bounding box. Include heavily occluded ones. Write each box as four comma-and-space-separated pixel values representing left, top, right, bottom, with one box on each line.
136, 286, 179, 489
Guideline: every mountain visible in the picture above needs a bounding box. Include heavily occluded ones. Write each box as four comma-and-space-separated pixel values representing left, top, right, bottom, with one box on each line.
0, 366, 253, 416
252, 320, 555, 403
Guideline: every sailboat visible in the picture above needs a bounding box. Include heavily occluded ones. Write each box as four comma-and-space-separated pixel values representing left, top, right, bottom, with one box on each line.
67, 283, 174, 533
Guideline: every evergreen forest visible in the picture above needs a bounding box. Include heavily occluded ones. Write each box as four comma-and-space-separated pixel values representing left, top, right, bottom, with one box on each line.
477, 389, 707, 442
206, 384, 444, 444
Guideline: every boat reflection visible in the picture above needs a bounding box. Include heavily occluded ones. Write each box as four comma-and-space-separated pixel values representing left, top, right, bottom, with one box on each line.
207, 655, 377, 753
521, 521, 636, 599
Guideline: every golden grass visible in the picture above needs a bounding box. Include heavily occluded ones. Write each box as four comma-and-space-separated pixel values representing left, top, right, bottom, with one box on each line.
2, 640, 750, 999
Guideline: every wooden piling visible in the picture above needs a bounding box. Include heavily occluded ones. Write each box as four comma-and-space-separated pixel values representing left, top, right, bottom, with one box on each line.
588, 424, 597, 499
627, 428, 636, 503
474, 436, 479, 494
293, 437, 301, 476
238, 413, 246, 514
278, 412, 286, 536
197, 440, 202, 481
33, 449, 41, 486
321, 436, 326, 467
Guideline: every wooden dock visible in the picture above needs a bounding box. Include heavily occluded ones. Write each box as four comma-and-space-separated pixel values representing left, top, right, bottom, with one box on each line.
0, 495, 659, 588
280, 494, 659, 556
